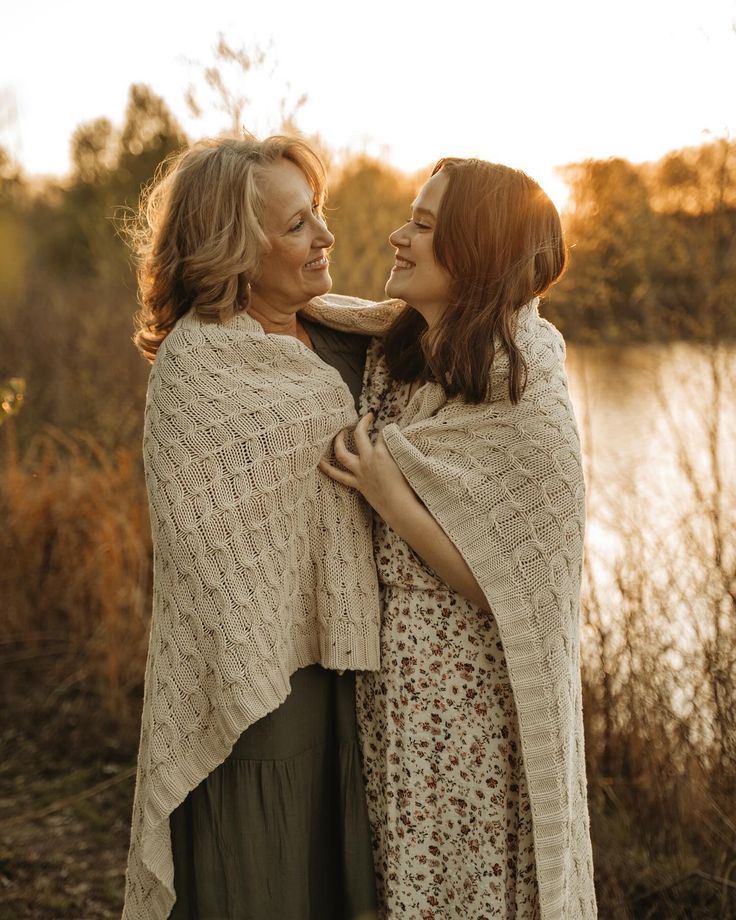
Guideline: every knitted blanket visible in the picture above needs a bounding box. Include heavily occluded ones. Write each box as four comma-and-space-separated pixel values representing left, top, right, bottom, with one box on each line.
123, 308, 381, 919
303, 295, 597, 919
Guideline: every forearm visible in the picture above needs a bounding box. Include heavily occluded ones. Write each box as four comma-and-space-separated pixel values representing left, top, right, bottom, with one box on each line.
373, 485, 490, 612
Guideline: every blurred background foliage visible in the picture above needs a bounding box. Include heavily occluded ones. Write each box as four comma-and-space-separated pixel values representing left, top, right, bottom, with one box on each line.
0, 79, 734, 450
0, 41, 735, 918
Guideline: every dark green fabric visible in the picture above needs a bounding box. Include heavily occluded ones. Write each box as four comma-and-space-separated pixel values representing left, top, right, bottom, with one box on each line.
168, 324, 377, 920
300, 318, 369, 409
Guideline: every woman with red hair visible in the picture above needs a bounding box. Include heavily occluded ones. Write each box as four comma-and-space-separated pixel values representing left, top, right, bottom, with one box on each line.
316, 158, 597, 919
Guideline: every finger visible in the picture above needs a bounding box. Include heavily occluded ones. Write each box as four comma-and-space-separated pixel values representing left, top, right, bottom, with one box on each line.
374, 429, 388, 452
332, 428, 360, 472
353, 412, 374, 455
318, 458, 359, 488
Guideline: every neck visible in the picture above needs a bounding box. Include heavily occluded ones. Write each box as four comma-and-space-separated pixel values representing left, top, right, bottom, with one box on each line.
247, 296, 303, 337
413, 301, 447, 330
247, 295, 314, 350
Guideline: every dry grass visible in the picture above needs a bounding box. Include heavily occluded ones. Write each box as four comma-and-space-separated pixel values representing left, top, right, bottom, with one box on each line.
1, 354, 735, 916
574, 343, 736, 918
1, 421, 151, 735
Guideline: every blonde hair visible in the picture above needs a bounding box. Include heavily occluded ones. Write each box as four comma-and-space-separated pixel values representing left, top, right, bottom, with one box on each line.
128, 135, 327, 361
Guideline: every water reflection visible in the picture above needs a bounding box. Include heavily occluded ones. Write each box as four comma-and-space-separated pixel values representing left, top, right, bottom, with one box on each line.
565, 342, 736, 613
566, 342, 735, 520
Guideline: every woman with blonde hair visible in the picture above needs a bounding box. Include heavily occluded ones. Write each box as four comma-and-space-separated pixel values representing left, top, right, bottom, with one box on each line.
122, 136, 382, 920
313, 158, 597, 918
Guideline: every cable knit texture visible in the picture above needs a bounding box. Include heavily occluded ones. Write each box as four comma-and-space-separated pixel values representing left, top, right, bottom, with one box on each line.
122, 307, 381, 919
303, 294, 597, 919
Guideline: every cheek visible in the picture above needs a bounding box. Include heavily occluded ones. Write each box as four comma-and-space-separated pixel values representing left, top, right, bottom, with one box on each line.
283, 241, 309, 274
264, 244, 300, 283
424, 264, 452, 303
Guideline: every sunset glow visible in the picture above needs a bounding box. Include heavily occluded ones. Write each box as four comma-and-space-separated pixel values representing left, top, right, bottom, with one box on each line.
2, 0, 735, 215
2, 4, 736, 917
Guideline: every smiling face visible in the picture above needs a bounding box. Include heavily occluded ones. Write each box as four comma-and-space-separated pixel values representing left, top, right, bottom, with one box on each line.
250, 157, 335, 316
385, 169, 453, 327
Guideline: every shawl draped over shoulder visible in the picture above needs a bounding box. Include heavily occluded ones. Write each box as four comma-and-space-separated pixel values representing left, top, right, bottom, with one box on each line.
301, 294, 597, 920
123, 307, 381, 919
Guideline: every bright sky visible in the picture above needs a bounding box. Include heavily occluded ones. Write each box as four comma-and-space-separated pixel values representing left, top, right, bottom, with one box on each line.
2, 0, 735, 210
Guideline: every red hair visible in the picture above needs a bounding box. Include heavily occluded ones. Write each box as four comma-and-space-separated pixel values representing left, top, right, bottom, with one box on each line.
383, 158, 567, 403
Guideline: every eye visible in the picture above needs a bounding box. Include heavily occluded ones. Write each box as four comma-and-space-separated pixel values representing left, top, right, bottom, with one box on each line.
410, 217, 430, 230
289, 218, 305, 233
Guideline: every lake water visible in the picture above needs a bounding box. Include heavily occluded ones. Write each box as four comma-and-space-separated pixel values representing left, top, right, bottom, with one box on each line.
564, 342, 735, 601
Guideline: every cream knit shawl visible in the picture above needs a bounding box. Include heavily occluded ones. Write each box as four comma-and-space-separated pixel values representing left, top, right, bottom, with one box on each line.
303, 294, 597, 920
123, 307, 381, 919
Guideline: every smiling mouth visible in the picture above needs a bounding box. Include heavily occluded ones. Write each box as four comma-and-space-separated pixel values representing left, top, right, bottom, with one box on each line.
393, 256, 415, 270
304, 255, 329, 270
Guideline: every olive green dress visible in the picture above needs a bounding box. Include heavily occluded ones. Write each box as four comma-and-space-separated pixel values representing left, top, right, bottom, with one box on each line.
168, 320, 378, 920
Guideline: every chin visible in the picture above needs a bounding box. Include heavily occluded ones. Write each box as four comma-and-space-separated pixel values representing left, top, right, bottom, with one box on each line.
311, 272, 332, 297
385, 276, 403, 299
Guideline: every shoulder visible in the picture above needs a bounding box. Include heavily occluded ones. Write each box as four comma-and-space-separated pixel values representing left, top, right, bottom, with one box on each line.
303, 294, 404, 336
515, 308, 567, 388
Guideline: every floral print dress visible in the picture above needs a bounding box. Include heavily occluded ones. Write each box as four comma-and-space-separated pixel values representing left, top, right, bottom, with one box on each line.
356, 346, 540, 920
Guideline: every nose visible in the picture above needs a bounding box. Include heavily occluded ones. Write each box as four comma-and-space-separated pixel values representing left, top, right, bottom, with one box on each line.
389, 223, 410, 248
315, 214, 335, 249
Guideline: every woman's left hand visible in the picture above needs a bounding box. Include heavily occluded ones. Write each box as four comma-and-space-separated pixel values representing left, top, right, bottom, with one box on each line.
319, 413, 413, 517
321, 413, 490, 611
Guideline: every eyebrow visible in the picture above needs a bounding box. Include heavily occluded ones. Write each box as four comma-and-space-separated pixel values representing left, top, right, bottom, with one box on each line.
286, 197, 320, 225
411, 204, 436, 219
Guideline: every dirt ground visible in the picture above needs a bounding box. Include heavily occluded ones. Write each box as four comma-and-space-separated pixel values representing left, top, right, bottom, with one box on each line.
4, 658, 735, 919
0, 675, 138, 920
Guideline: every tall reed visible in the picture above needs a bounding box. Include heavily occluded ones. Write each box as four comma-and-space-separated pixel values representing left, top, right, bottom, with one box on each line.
1, 421, 151, 733
2, 342, 735, 915
577, 342, 736, 918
